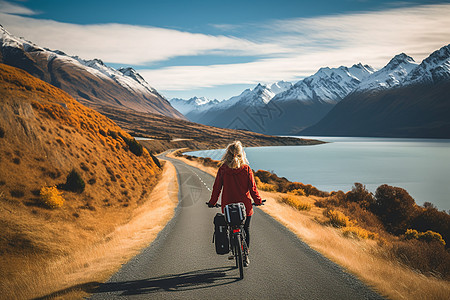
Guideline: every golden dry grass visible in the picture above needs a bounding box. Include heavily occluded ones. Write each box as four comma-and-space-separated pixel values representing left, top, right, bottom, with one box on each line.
0, 63, 176, 299
1, 160, 178, 299
171, 153, 450, 300
259, 194, 450, 300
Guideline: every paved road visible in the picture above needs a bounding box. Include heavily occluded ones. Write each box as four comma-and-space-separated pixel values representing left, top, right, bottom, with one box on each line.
90, 153, 384, 299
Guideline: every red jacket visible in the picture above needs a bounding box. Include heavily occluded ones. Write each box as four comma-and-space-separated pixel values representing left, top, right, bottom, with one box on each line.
208, 164, 262, 216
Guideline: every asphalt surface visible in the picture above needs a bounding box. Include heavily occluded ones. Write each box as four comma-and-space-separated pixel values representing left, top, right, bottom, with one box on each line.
90, 153, 384, 299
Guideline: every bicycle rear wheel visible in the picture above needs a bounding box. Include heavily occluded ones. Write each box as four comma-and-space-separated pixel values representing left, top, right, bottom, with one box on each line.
235, 235, 244, 279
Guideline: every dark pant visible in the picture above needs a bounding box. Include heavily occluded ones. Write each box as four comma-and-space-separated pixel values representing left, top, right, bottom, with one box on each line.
244, 215, 251, 248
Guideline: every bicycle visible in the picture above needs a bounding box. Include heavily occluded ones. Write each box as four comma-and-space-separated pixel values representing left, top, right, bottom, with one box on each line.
207, 200, 265, 279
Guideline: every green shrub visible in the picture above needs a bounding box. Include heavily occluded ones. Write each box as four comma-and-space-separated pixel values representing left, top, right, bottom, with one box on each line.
63, 169, 85, 193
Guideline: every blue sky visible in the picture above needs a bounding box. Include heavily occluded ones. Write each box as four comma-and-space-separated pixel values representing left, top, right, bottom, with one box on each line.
1, 0, 449, 100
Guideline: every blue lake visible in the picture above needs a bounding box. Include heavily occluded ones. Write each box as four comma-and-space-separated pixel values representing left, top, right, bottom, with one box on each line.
187, 137, 450, 211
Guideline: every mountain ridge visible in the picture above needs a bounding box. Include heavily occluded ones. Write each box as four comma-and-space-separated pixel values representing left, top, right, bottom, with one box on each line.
170, 44, 450, 136
0, 25, 185, 120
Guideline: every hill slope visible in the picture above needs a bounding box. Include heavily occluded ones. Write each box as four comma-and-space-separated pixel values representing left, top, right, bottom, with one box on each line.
0, 63, 161, 285
0, 25, 184, 120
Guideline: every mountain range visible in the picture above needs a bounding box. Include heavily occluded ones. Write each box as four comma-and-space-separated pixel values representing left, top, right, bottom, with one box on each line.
171, 45, 450, 138
0, 25, 184, 120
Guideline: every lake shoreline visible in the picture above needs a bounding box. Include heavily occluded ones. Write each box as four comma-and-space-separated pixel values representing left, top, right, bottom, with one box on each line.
186, 136, 450, 211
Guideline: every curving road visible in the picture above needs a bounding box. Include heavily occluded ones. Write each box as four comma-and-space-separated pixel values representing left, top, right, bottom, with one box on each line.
90, 153, 384, 299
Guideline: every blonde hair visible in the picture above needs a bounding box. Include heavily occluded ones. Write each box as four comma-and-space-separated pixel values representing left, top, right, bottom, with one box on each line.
221, 141, 249, 169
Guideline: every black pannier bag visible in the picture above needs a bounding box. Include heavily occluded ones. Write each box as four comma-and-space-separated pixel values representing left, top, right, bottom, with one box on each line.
224, 202, 246, 226
213, 213, 229, 255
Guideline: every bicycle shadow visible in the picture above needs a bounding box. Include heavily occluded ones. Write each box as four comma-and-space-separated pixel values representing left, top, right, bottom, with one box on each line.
91, 266, 239, 296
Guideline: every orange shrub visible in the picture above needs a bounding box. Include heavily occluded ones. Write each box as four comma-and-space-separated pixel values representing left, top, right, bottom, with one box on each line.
405, 229, 446, 246
255, 177, 277, 192
288, 189, 306, 196
39, 186, 65, 208
342, 226, 378, 240
280, 195, 312, 211
324, 208, 352, 227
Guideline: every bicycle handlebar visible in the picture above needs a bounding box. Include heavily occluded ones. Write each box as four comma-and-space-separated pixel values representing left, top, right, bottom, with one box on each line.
205, 200, 266, 208
253, 199, 266, 206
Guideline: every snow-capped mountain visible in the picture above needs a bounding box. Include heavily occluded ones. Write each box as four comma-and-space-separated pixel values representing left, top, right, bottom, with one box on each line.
170, 96, 219, 115
406, 44, 450, 85
300, 44, 450, 138
272, 63, 375, 104
270, 81, 293, 94
170, 81, 286, 117
181, 45, 450, 135
0, 25, 184, 119
224, 83, 276, 107
357, 53, 418, 91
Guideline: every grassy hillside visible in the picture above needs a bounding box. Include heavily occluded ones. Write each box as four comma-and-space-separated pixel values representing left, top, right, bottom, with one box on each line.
0, 63, 162, 295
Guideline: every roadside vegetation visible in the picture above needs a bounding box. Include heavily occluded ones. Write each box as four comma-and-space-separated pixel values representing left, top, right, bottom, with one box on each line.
173, 150, 450, 299
0, 64, 176, 299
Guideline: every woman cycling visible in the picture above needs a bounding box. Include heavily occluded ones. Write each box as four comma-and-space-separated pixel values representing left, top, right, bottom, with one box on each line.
207, 141, 263, 265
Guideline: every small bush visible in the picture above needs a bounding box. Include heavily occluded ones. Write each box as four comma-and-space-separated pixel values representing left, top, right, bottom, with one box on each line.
373, 184, 418, 234
420, 230, 446, 245
391, 239, 450, 279
256, 177, 277, 192
127, 138, 143, 156
39, 186, 64, 208
342, 226, 378, 240
108, 130, 118, 139
288, 189, 306, 196
345, 183, 374, 209
324, 209, 352, 227
410, 206, 450, 248
405, 229, 445, 246
280, 195, 312, 211
150, 152, 161, 168
405, 229, 420, 240
0, 127, 5, 138
99, 128, 107, 136
63, 169, 85, 193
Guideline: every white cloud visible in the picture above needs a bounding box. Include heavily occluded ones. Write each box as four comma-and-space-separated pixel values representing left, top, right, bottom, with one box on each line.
140, 4, 450, 91
0, 12, 287, 65
1, 3, 449, 94
0, 0, 37, 15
